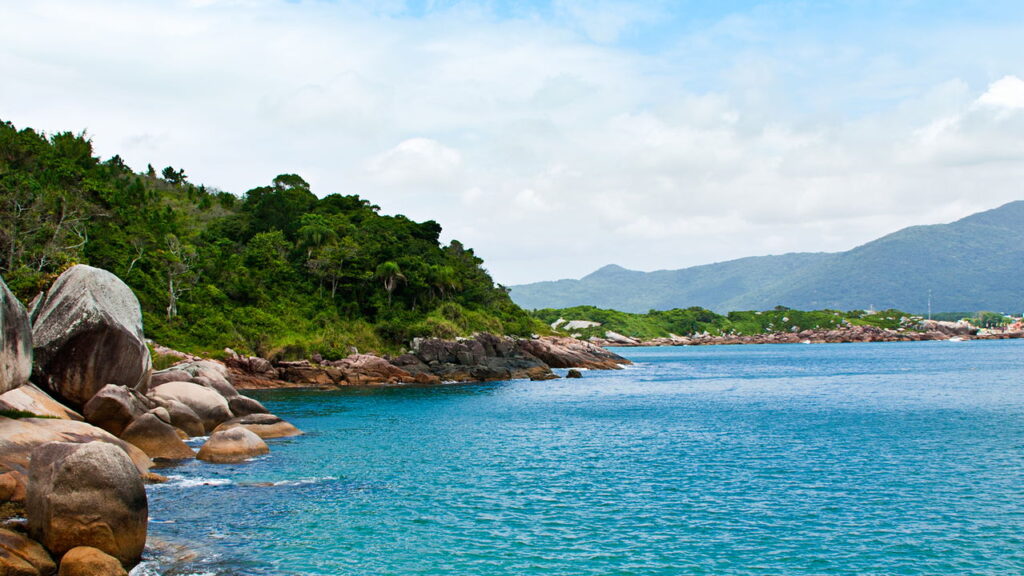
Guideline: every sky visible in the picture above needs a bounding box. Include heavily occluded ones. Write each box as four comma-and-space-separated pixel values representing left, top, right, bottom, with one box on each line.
2, 0, 1024, 285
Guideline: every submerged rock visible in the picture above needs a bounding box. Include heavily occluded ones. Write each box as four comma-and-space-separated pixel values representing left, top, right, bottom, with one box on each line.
197, 428, 269, 463
0, 276, 33, 395
27, 441, 147, 568
31, 265, 151, 408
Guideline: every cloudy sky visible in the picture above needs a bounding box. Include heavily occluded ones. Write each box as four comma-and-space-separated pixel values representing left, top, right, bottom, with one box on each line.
3, 0, 1024, 285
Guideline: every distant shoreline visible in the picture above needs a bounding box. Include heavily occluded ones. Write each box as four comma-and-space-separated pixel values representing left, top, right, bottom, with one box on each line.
592, 325, 1024, 348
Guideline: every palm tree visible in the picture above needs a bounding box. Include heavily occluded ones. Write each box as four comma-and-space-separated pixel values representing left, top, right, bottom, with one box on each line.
375, 261, 405, 306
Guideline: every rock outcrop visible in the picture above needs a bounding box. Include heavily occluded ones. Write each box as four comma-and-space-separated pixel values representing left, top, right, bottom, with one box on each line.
0, 385, 82, 421
0, 527, 56, 576
0, 277, 33, 395
519, 337, 630, 370
226, 334, 632, 389
197, 428, 269, 463
212, 414, 302, 439
56, 546, 126, 576
27, 442, 147, 568
118, 413, 195, 460
30, 266, 151, 408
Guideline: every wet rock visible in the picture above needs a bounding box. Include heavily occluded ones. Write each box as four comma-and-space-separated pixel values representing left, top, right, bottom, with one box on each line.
0, 276, 33, 395
27, 441, 147, 568
31, 266, 151, 408
566, 369, 583, 378
119, 413, 195, 460
197, 428, 269, 463
57, 546, 126, 576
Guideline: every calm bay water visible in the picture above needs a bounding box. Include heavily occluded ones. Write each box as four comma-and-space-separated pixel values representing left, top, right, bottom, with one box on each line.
140, 340, 1024, 575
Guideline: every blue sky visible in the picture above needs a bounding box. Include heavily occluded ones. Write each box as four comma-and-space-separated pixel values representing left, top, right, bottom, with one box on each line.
2, 0, 1024, 284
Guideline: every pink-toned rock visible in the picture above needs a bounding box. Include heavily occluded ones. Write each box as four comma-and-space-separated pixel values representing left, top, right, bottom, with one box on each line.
197, 428, 269, 463
148, 381, 231, 433
27, 442, 147, 568
119, 413, 195, 460
0, 384, 82, 421
81, 385, 148, 436
0, 418, 151, 504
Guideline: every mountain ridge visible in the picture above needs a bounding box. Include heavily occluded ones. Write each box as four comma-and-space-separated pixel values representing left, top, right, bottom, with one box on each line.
510, 201, 1024, 314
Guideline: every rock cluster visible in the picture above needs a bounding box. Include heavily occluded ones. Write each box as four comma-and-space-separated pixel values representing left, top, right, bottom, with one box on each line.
226, 333, 632, 389
1, 265, 302, 574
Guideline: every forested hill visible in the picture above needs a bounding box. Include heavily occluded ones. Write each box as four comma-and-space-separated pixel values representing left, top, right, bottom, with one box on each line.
0, 120, 540, 357
510, 201, 1024, 314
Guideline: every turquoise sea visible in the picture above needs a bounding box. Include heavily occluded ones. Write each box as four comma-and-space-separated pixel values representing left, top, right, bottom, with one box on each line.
138, 340, 1024, 575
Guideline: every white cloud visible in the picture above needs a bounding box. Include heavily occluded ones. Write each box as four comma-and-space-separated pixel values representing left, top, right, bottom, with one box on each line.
366, 138, 462, 185
977, 75, 1024, 110
2, 1, 1024, 285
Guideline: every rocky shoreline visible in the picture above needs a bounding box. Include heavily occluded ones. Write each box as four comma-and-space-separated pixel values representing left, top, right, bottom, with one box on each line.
0, 265, 630, 575
588, 320, 1024, 347
222, 333, 630, 391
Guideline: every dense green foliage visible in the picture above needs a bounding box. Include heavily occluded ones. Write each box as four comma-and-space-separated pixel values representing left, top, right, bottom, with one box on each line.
0, 120, 542, 357
512, 202, 1024, 314
532, 305, 914, 340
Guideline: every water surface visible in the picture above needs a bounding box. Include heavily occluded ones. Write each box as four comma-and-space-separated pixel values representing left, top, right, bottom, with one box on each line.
140, 340, 1024, 575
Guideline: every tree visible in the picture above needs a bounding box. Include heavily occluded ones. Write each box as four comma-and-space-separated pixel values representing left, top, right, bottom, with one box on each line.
161, 234, 198, 319
375, 261, 405, 307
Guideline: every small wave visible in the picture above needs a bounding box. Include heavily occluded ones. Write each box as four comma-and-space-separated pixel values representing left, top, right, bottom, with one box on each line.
272, 475, 337, 487
157, 475, 233, 488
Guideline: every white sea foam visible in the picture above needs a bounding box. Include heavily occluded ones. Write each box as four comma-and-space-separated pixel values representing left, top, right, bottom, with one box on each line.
157, 475, 233, 488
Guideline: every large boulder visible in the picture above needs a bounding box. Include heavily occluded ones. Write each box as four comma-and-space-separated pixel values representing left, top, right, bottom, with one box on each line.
57, 546, 126, 576
0, 384, 82, 421
197, 428, 269, 463
31, 266, 151, 408
118, 413, 195, 461
148, 381, 231, 434
81, 385, 148, 436
0, 527, 56, 576
0, 276, 33, 395
212, 413, 302, 439
27, 442, 147, 568
0, 418, 151, 504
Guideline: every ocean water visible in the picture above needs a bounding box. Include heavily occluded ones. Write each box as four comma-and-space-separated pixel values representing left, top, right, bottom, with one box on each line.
139, 340, 1024, 575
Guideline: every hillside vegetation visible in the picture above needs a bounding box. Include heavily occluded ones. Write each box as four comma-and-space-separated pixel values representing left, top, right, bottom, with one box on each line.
0, 120, 542, 358
532, 306, 913, 340
512, 202, 1024, 314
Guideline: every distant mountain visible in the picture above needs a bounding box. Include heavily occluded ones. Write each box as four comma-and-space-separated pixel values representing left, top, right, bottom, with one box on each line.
510, 201, 1024, 314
